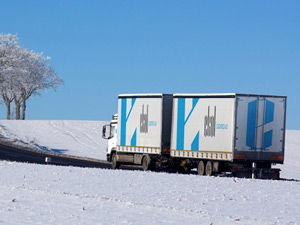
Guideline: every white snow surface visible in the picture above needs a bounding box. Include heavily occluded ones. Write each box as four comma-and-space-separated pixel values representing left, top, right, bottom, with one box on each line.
0, 120, 300, 225
0, 120, 108, 160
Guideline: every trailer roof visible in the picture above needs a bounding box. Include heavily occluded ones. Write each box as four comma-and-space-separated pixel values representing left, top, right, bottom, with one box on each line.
118, 93, 171, 98
173, 93, 287, 98
174, 93, 236, 97
118, 93, 287, 98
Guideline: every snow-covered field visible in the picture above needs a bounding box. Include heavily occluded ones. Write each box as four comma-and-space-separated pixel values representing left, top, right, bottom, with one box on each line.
0, 120, 300, 224
1, 161, 300, 225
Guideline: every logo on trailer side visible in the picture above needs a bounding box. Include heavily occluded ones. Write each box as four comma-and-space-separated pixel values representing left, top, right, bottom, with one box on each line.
140, 105, 148, 133
204, 106, 216, 137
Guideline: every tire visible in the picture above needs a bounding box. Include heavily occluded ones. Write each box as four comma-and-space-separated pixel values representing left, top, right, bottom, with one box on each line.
111, 153, 120, 169
197, 161, 205, 176
142, 155, 152, 171
205, 161, 213, 176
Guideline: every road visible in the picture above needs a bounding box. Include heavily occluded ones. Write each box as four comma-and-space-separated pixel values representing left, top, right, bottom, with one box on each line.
0, 140, 112, 169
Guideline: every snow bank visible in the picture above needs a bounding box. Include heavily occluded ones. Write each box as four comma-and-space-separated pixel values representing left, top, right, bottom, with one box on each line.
0, 161, 299, 225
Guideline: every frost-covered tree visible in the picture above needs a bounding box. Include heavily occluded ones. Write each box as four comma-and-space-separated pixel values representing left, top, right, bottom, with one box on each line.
16, 50, 63, 120
0, 34, 21, 119
0, 33, 63, 120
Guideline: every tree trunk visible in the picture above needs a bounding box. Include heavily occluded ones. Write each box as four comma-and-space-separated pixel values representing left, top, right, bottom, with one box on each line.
1, 91, 13, 120
5, 101, 11, 120
16, 104, 21, 120
21, 98, 26, 120
14, 100, 21, 120
14, 95, 22, 120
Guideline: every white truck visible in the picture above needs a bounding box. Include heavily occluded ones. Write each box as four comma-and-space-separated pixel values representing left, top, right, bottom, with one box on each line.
103, 93, 287, 179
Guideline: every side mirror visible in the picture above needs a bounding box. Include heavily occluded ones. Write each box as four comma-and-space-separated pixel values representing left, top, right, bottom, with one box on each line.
102, 125, 111, 139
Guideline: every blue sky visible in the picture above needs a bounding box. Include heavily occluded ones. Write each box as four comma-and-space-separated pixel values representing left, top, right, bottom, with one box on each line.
0, 1, 299, 129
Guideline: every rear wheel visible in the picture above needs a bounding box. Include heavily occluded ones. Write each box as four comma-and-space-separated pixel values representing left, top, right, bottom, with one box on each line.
205, 161, 213, 176
197, 161, 205, 176
111, 153, 120, 169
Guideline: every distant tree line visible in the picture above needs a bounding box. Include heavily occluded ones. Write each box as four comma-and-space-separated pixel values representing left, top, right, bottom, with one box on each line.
0, 34, 63, 120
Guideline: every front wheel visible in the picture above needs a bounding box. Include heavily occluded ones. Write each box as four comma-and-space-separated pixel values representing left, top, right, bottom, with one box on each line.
111, 153, 120, 169
142, 155, 154, 171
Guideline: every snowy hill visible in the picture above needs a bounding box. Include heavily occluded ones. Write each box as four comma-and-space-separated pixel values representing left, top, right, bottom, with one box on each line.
0, 120, 108, 160
277, 130, 300, 180
0, 121, 300, 224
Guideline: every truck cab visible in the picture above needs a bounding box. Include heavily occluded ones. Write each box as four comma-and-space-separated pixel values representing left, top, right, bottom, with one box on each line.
102, 114, 118, 161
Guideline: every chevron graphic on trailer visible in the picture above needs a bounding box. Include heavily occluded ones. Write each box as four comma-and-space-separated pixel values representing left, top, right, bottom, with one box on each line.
120, 98, 136, 146
176, 98, 200, 150
246, 99, 274, 149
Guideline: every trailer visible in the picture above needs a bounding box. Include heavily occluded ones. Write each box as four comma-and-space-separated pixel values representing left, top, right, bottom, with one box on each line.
102, 93, 286, 179
170, 93, 286, 178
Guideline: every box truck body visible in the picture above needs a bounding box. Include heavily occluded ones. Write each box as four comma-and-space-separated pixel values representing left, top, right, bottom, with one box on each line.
170, 94, 286, 163
116, 94, 173, 155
